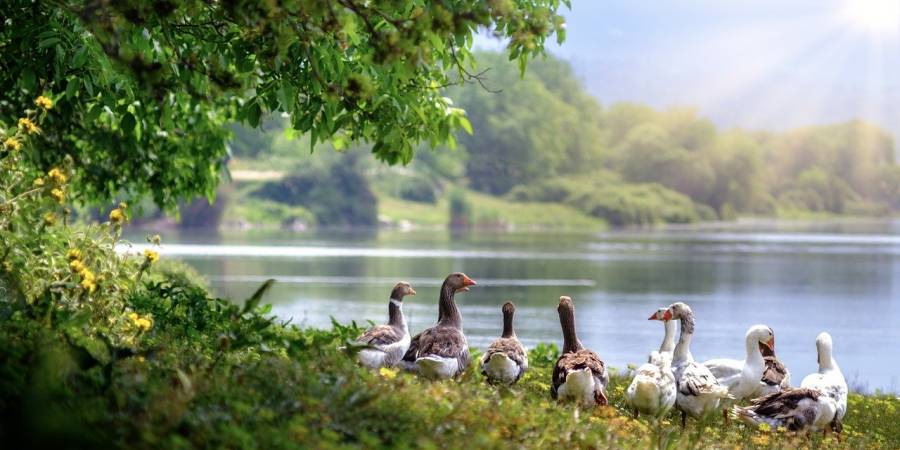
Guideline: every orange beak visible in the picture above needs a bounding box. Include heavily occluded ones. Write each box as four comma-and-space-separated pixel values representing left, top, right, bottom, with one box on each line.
460, 275, 477, 292
647, 313, 658, 320
766, 337, 775, 351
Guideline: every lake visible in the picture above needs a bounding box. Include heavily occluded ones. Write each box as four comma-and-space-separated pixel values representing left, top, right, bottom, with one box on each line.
128, 219, 900, 392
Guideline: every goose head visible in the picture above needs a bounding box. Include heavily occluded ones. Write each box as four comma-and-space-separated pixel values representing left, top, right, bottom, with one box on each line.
748, 325, 775, 352
390, 281, 416, 301
648, 307, 673, 321
445, 272, 477, 293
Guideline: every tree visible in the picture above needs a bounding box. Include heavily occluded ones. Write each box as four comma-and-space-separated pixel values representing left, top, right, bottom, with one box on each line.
1, 0, 569, 210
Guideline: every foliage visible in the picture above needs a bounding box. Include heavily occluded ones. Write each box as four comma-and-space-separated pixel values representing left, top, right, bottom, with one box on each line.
252, 152, 377, 227
451, 51, 604, 195
1, 0, 568, 211
436, 53, 900, 226
448, 189, 472, 229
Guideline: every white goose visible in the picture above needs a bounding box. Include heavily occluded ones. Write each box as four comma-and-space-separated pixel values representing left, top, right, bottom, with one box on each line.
800, 332, 848, 435
667, 302, 731, 427
626, 350, 677, 418
355, 281, 416, 369
703, 325, 775, 402
649, 307, 676, 354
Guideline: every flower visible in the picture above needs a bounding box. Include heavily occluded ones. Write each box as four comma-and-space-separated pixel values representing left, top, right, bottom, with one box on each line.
69, 259, 85, 273
119, 202, 128, 210
3, 137, 21, 151
79, 269, 97, 293
50, 188, 65, 204
17, 117, 40, 135
135, 317, 152, 332
109, 208, 125, 224
149, 234, 162, 245
379, 367, 398, 380
143, 249, 159, 264
43, 212, 56, 226
35, 95, 53, 110
66, 248, 82, 261
48, 168, 67, 184
33, 177, 45, 187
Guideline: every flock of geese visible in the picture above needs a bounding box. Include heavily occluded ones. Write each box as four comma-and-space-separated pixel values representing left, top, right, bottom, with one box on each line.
353, 272, 849, 436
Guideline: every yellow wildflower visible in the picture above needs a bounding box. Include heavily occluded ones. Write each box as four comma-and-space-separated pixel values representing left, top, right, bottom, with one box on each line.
137, 356, 145, 364
18, 117, 40, 135
43, 212, 56, 226
379, 367, 398, 380
50, 188, 65, 204
149, 234, 162, 245
48, 168, 67, 184
758, 423, 772, 432
69, 259, 85, 273
35, 95, 53, 110
119, 202, 128, 209
143, 249, 159, 264
66, 248, 82, 261
109, 208, 125, 224
135, 317, 152, 332
80, 269, 97, 293
751, 434, 770, 446
33, 177, 45, 187
3, 137, 21, 151
128, 312, 139, 322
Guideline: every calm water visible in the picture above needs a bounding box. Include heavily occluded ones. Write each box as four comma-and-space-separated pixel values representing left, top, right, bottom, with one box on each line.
128, 220, 900, 392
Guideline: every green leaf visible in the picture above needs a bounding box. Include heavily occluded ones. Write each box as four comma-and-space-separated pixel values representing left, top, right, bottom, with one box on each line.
241, 279, 275, 315
458, 115, 473, 135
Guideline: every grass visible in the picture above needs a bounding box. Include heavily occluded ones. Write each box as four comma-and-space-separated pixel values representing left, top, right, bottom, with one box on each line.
377, 188, 608, 231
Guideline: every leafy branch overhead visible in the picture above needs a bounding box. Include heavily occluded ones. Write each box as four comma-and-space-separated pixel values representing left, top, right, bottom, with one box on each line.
1, 0, 568, 210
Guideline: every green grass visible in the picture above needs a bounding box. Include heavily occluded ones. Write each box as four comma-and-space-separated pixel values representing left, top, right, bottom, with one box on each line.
377, 188, 607, 231
2, 267, 897, 449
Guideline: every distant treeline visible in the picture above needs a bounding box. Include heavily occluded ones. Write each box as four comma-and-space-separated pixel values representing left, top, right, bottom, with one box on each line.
228, 52, 899, 227
451, 52, 899, 225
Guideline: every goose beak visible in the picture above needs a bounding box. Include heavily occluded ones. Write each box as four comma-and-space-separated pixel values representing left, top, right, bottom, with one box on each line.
647, 313, 658, 320
408, 288, 416, 296
766, 337, 775, 351
460, 275, 477, 292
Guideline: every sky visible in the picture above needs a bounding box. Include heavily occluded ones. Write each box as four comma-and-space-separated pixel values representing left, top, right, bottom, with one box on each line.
479, 0, 900, 138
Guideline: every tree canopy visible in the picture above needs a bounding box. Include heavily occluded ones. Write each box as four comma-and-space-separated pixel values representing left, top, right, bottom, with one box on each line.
1, 0, 568, 210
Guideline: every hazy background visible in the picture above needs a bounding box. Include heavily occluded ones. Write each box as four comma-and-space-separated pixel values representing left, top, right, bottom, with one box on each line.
483, 0, 900, 140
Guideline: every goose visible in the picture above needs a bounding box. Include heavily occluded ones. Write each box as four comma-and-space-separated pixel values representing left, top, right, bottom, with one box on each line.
703, 325, 776, 402
732, 387, 838, 432
626, 350, 677, 418
550, 296, 609, 407
355, 281, 417, 369
480, 302, 528, 385
400, 272, 477, 380
648, 307, 676, 354
756, 341, 791, 396
800, 332, 848, 435
667, 302, 731, 427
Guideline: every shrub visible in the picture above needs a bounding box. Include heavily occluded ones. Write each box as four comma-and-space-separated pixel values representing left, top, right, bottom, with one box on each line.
252, 153, 377, 227
397, 174, 440, 204
448, 189, 472, 229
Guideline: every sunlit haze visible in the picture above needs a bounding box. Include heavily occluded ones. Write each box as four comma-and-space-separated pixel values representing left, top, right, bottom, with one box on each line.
479, 0, 900, 141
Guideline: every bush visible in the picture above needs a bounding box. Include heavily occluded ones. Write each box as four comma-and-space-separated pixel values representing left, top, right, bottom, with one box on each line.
448, 189, 472, 229
569, 183, 700, 226
252, 153, 377, 227
397, 174, 440, 204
